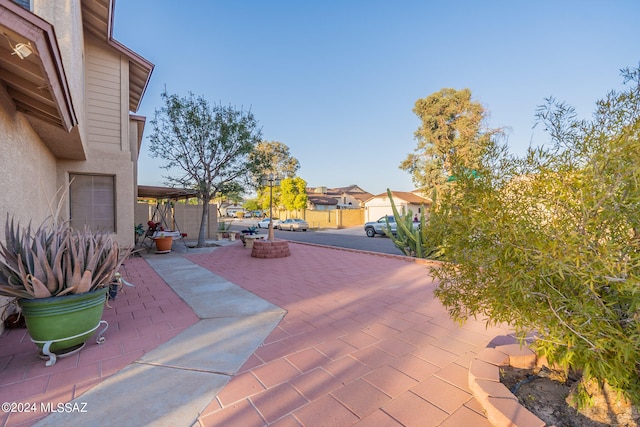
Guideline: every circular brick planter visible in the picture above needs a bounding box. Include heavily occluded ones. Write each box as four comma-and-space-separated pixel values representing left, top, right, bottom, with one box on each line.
251, 240, 291, 258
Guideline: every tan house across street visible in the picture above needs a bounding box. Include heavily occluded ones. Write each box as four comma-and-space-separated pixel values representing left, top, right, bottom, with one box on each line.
306, 184, 372, 210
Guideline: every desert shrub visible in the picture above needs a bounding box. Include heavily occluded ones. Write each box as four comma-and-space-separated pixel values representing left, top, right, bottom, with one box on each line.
432, 65, 640, 406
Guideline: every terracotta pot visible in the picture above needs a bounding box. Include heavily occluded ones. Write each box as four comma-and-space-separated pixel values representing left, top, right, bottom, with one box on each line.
154, 236, 173, 253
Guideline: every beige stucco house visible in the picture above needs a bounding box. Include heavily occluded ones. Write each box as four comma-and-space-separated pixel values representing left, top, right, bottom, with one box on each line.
0, 0, 152, 331
0, 0, 153, 246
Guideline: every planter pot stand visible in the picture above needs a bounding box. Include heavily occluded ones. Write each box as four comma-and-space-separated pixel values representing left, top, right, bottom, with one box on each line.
19, 288, 109, 366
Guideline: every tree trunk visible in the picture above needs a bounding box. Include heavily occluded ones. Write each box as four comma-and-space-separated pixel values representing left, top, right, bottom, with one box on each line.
197, 199, 209, 248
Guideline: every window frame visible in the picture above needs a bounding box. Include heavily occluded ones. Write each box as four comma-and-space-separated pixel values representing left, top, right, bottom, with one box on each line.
69, 174, 116, 233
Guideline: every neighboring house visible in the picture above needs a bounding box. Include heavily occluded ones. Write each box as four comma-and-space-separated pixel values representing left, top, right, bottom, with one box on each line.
364, 191, 432, 222
306, 185, 373, 210
220, 203, 245, 217
0, 0, 153, 246
306, 195, 338, 211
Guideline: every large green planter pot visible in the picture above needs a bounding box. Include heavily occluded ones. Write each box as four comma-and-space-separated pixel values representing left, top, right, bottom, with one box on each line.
18, 287, 109, 366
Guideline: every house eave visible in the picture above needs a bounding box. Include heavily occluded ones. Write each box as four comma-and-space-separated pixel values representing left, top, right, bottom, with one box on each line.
0, 0, 82, 158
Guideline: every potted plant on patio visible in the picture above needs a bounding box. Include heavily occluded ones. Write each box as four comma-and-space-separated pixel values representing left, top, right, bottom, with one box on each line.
216, 221, 231, 240
0, 215, 131, 366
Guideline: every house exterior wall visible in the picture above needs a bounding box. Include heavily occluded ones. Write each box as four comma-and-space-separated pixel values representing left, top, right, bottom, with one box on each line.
1, 1, 147, 246
0, 0, 150, 331
54, 37, 136, 246
85, 35, 123, 152
0, 65, 60, 334
33, 0, 87, 143
0, 85, 58, 231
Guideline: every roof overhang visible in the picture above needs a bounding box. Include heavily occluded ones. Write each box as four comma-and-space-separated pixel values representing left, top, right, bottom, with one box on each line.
0, 0, 77, 132
81, 0, 153, 113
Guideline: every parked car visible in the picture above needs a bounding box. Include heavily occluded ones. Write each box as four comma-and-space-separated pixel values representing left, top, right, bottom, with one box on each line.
258, 218, 282, 229
280, 218, 309, 231
364, 215, 419, 237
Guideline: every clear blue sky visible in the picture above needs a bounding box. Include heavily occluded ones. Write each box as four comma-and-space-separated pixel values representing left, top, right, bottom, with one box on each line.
113, 0, 640, 196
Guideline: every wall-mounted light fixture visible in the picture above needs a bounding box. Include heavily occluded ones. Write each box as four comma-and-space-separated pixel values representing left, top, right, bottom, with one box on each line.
12, 42, 32, 59
3, 33, 33, 59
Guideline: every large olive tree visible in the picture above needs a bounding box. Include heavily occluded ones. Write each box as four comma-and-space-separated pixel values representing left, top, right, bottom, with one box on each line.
400, 88, 502, 195
149, 90, 264, 247
433, 66, 640, 407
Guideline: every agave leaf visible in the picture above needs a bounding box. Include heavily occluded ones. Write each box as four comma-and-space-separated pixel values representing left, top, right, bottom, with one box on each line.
0, 284, 31, 299
85, 234, 98, 273
56, 286, 76, 296
16, 254, 35, 297
74, 270, 93, 294
71, 231, 83, 286
64, 238, 74, 289
32, 239, 52, 292
28, 274, 52, 298
92, 245, 118, 288
86, 234, 104, 271
51, 239, 66, 295
42, 231, 60, 295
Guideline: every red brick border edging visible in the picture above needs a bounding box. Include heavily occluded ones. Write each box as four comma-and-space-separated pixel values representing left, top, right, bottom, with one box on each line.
468, 343, 545, 427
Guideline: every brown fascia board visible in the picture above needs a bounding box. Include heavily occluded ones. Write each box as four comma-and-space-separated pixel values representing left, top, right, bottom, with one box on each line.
1, 0, 77, 131
108, 37, 153, 112
102, 0, 154, 112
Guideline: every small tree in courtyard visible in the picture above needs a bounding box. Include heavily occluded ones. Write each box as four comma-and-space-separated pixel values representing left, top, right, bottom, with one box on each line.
149, 90, 264, 247
432, 65, 640, 409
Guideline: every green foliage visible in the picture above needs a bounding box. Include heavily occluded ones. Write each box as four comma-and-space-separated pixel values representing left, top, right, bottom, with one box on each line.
280, 177, 308, 211
250, 141, 300, 179
386, 190, 444, 259
400, 88, 502, 194
431, 66, 640, 406
256, 186, 281, 211
243, 199, 260, 212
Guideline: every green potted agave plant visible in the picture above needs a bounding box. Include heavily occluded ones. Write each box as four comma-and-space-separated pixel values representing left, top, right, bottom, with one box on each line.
0, 215, 131, 366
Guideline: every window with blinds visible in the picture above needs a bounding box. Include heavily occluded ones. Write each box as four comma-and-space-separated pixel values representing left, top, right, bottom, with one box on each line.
69, 174, 116, 233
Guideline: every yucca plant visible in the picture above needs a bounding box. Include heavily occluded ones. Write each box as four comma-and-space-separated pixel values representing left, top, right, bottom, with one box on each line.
0, 215, 131, 299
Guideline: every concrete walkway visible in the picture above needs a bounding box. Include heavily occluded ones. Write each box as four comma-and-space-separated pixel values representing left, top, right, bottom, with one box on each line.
0, 239, 515, 426
33, 243, 285, 427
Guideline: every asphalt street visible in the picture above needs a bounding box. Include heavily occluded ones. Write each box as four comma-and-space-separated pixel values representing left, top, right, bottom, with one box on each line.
227, 219, 405, 256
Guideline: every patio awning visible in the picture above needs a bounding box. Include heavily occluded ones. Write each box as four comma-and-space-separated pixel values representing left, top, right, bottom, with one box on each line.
138, 185, 199, 200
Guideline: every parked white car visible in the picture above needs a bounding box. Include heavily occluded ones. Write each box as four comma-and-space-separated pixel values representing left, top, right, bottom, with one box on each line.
257, 218, 282, 229
280, 218, 309, 231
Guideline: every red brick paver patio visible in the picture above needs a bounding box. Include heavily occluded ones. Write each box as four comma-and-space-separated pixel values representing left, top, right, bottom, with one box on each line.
0, 258, 199, 427
187, 243, 512, 426
0, 241, 514, 426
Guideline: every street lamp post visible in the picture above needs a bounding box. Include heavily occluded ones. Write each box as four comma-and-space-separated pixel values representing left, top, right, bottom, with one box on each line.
263, 173, 280, 242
